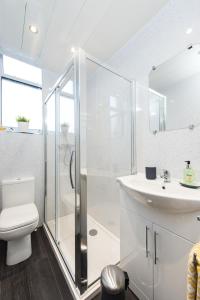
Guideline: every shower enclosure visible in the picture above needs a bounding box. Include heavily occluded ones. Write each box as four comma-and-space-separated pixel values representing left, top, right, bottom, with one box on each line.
44, 49, 135, 295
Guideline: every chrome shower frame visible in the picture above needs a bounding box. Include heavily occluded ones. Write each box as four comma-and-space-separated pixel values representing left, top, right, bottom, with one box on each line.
44, 48, 136, 297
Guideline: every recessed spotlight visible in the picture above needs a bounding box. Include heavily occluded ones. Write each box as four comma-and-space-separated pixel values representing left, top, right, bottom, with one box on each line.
29, 25, 38, 34
71, 47, 75, 53
186, 28, 193, 35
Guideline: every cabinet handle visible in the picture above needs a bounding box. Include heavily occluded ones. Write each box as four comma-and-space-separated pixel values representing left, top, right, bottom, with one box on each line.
154, 231, 158, 264
146, 226, 149, 257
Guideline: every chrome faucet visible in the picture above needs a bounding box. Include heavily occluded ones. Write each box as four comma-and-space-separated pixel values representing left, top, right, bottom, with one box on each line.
160, 169, 171, 183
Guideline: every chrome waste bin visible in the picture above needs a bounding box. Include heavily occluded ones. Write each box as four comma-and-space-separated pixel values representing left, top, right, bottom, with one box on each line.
101, 265, 129, 300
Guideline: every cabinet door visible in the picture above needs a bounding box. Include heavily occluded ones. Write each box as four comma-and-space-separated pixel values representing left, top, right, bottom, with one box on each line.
121, 208, 153, 300
153, 224, 193, 300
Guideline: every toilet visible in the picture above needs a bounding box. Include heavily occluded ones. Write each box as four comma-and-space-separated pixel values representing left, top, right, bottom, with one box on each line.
0, 177, 39, 265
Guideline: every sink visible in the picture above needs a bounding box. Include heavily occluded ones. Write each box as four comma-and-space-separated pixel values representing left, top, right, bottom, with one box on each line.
117, 173, 200, 213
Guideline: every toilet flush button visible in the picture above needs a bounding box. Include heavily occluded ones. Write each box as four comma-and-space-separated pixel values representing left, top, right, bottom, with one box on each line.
147, 199, 152, 204
16, 177, 21, 181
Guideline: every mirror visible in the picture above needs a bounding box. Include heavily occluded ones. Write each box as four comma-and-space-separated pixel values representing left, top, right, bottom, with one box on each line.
149, 43, 200, 133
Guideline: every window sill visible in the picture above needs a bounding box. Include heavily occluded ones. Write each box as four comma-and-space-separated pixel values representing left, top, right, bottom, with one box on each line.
0, 128, 43, 135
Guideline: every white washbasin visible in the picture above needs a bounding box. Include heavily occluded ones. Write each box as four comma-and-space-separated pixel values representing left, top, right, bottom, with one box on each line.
117, 173, 200, 213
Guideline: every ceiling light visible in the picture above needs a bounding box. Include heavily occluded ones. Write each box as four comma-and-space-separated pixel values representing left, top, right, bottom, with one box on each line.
71, 47, 75, 53
186, 28, 193, 35
29, 25, 38, 34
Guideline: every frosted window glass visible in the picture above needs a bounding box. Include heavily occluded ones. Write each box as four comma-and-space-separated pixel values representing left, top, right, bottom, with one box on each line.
60, 96, 74, 133
2, 79, 42, 129
3, 56, 42, 84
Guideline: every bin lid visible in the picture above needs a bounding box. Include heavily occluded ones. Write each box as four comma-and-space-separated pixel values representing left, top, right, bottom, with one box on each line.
101, 265, 125, 295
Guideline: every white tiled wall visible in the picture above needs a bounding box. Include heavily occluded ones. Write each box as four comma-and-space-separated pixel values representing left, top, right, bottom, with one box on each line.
109, 0, 200, 180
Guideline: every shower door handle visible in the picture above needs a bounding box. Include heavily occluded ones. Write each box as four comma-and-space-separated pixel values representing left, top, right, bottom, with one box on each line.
69, 150, 75, 189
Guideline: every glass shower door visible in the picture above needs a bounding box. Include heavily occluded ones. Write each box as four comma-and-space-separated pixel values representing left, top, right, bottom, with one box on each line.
44, 55, 88, 293
56, 67, 76, 280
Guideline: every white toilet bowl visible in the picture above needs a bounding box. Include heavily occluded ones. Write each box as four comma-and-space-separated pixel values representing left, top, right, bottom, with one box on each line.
0, 177, 39, 265
0, 203, 39, 265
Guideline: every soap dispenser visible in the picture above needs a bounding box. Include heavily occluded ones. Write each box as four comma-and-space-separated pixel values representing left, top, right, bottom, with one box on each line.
183, 161, 195, 185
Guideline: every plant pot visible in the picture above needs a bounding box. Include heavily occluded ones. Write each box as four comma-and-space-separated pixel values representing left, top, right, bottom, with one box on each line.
18, 121, 29, 132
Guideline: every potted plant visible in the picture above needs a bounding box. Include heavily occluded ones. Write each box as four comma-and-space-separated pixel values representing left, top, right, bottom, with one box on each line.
16, 116, 30, 132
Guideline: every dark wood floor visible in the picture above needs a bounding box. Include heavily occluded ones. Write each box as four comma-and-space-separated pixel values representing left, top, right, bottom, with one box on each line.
93, 289, 138, 300
0, 227, 137, 300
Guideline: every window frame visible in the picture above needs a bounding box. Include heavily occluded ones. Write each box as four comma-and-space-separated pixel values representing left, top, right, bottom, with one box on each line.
0, 54, 43, 134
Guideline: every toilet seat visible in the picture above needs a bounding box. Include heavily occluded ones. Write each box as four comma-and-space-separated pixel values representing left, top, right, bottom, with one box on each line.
0, 202, 39, 264
0, 203, 38, 232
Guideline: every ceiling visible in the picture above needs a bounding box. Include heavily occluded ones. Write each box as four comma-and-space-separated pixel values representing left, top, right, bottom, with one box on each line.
0, 0, 168, 73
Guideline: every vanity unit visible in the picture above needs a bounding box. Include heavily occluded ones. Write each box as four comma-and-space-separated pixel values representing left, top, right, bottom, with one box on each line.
118, 173, 200, 300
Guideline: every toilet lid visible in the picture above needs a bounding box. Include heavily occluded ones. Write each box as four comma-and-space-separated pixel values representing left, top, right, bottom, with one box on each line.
0, 203, 39, 232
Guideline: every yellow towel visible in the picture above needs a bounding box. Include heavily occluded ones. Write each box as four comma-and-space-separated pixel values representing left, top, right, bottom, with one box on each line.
187, 243, 200, 300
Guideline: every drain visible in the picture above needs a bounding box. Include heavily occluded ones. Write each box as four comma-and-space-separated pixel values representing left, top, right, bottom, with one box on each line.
89, 229, 98, 236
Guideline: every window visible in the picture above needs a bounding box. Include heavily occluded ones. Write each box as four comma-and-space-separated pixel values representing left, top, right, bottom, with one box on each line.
1, 55, 43, 132
3, 55, 42, 84
2, 78, 42, 130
